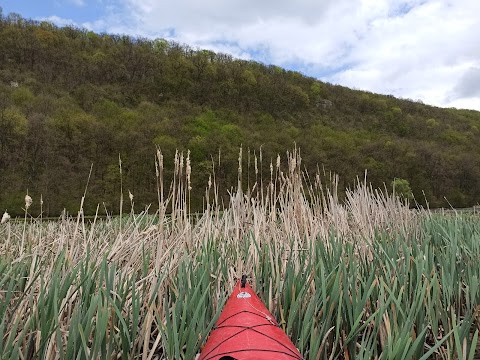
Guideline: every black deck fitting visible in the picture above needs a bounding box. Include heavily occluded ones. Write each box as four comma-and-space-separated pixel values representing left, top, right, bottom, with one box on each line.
241, 275, 247, 288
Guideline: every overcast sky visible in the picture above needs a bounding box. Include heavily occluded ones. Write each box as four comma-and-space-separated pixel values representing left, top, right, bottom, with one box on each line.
2, 0, 480, 111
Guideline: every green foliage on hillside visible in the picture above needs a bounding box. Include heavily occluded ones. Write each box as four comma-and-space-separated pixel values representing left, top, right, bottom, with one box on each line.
1, 10, 480, 215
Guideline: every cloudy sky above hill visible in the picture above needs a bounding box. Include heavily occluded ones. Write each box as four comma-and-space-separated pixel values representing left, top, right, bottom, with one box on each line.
2, 0, 480, 110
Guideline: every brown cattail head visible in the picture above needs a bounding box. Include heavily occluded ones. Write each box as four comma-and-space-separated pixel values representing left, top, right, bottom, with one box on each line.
1, 211, 10, 224
25, 195, 32, 210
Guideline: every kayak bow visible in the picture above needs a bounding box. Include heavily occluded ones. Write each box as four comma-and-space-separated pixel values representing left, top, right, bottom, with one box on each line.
199, 277, 304, 360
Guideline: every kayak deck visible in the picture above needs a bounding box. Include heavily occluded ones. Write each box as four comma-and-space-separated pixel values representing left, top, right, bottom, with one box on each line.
199, 279, 304, 360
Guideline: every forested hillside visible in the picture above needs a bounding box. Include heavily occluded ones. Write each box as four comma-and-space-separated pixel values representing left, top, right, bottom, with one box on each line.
1, 10, 479, 215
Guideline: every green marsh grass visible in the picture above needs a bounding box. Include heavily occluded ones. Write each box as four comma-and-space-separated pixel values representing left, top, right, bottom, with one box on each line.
1, 149, 479, 359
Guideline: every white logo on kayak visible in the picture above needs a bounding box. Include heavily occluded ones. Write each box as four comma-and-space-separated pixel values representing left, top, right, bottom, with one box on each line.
237, 292, 251, 298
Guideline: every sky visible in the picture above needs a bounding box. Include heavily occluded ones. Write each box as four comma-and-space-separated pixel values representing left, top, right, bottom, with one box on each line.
2, 0, 480, 111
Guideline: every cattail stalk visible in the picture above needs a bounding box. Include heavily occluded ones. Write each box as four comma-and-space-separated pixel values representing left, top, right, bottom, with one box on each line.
119, 154, 123, 237
21, 194, 32, 257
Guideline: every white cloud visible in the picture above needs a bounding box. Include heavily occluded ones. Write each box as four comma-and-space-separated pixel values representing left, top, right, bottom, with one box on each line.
39, 15, 78, 27
327, 1, 480, 109
45, 0, 480, 110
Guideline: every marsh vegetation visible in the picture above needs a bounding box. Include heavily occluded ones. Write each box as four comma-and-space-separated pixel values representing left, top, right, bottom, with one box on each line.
1, 150, 479, 359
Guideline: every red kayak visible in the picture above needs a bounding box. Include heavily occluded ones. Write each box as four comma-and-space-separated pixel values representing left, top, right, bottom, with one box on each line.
199, 277, 304, 360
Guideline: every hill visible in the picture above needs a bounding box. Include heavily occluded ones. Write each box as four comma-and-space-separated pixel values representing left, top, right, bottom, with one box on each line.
1, 9, 479, 215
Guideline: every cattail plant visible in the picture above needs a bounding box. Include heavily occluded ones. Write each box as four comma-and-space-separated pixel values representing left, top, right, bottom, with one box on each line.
119, 154, 124, 236
25, 194, 32, 209
1, 210, 10, 224
20, 193, 32, 256
0, 149, 478, 359
1, 210, 12, 257
129, 190, 134, 214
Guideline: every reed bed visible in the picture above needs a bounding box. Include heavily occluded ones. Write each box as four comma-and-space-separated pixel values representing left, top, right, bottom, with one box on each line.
0, 149, 479, 359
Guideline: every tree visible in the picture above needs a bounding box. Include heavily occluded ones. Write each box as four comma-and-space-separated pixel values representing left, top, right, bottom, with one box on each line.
392, 178, 414, 204
0, 16, 480, 214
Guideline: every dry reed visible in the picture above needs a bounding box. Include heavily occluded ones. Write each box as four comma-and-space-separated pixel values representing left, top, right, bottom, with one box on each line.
1, 149, 477, 359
